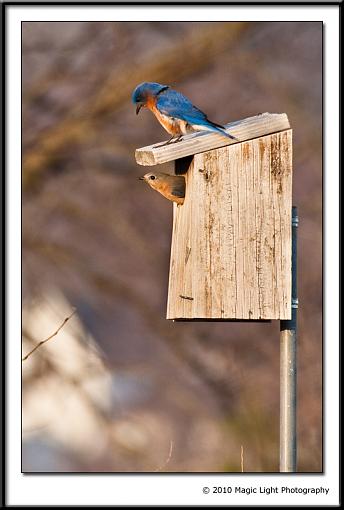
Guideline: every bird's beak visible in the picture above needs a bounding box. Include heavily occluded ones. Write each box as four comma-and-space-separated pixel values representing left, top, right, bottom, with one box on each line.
136, 104, 143, 115
138, 176, 145, 180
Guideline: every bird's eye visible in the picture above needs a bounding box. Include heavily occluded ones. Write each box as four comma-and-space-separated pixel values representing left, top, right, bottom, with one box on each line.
150, 175, 156, 180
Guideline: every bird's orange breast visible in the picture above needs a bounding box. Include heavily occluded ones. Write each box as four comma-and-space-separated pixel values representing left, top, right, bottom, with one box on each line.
151, 179, 184, 205
146, 97, 184, 135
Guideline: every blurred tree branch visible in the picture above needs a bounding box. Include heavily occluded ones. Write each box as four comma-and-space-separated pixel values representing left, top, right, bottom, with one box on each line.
23, 22, 249, 191
22, 308, 76, 361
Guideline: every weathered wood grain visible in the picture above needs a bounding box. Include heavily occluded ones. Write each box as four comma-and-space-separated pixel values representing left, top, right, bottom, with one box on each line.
166, 130, 292, 320
135, 113, 290, 166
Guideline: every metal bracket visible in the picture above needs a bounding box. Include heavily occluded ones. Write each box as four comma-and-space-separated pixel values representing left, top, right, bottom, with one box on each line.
292, 298, 299, 309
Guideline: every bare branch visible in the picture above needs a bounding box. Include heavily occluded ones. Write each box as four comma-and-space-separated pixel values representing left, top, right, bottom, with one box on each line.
154, 440, 174, 472
22, 308, 76, 362
241, 444, 244, 473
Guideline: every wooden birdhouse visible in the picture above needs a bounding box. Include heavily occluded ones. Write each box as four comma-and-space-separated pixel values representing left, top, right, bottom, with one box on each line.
135, 113, 292, 321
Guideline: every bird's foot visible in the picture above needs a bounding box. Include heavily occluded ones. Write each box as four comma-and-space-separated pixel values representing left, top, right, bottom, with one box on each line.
172, 136, 183, 144
153, 136, 183, 148
153, 138, 174, 148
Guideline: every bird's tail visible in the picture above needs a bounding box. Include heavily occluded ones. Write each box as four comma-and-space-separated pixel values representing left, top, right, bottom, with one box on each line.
207, 120, 238, 141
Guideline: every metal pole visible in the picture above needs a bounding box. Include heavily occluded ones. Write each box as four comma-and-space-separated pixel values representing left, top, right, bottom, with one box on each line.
280, 206, 298, 472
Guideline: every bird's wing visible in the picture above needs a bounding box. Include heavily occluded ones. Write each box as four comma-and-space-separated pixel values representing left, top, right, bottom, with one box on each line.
169, 175, 185, 198
171, 187, 185, 198
157, 90, 209, 125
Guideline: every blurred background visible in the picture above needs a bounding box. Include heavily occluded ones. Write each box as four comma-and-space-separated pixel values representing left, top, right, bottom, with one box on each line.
22, 21, 322, 472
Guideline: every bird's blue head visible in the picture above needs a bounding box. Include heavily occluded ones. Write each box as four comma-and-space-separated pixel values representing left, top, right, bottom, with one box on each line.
132, 82, 169, 114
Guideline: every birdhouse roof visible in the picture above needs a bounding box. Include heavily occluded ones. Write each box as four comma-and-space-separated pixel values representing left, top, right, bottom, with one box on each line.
135, 112, 290, 166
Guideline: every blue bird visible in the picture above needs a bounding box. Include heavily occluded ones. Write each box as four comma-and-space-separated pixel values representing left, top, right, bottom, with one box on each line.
132, 82, 237, 145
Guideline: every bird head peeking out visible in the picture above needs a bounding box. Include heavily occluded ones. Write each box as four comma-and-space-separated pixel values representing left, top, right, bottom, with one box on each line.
139, 172, 185, 205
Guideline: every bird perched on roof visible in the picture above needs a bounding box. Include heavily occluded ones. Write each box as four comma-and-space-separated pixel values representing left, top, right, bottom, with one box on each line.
139, 172, 185, 205
132, 82, 237, 145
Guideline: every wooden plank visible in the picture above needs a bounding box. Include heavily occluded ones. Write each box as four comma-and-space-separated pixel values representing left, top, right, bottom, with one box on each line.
166, 130, 292, 320
135, 112, 290, 166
